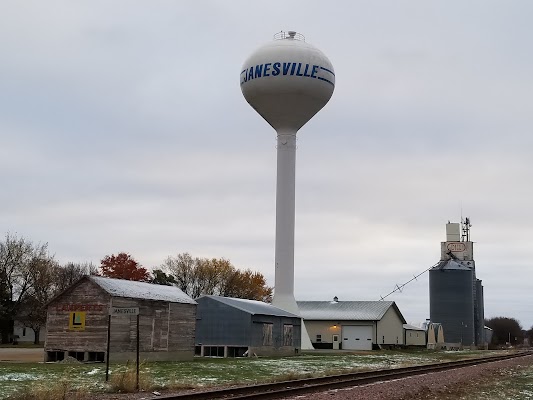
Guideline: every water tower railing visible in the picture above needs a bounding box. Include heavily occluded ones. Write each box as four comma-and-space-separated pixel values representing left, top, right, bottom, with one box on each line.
273, 31, 305, 41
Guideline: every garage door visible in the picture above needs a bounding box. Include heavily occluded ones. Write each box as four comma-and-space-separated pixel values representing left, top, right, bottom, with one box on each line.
342, 325, 373, 350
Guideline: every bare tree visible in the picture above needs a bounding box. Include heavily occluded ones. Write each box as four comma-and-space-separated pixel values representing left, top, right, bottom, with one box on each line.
162, 253, 196, 295
19, 256, 60, 344
55, 261, 98, 293
0, 234, 48, 343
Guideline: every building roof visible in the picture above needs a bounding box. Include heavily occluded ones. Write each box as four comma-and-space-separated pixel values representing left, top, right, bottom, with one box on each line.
403, 323, 426, 331
432, 259, 473, 271
198, 295, 299, 318
297, 300, 406, 323
89, 276, 196, 304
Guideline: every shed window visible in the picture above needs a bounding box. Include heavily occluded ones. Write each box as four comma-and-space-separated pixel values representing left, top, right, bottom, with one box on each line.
283, 325, 293, 346
262, 323, 273, 346
316, 334, 322, 343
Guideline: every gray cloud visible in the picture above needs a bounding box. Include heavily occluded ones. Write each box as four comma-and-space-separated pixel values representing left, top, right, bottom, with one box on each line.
1, 0, 532, 328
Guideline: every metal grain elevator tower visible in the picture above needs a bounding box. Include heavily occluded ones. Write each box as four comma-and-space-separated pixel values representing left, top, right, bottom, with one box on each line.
429, 219, 485, 346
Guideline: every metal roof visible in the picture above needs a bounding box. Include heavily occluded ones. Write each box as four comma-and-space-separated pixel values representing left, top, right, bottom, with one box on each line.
297, 301, 406, 323
432, 259, 473, 271
89, 276, 196, 304
198, 295, 299, 318
403, 323, 426, 331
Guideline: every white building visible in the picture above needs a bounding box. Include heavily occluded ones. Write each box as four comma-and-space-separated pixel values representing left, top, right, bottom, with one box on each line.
13, 320, 46, 344
297, 299, 407, 350
403, 324, 426, 346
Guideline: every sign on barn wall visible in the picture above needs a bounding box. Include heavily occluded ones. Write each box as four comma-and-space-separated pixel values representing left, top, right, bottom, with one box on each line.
56, 304, 106, 312
69, 312, 86, 331
110, 307, 139, 316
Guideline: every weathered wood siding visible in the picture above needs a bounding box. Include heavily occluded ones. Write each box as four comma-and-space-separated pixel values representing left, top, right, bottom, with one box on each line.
169, 302, 196, 353
45, 279, 110, 352
109, 298, 196, 354
45, 278, 196, 361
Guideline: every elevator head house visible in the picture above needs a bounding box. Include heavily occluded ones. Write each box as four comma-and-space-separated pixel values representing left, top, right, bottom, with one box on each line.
44, 276, 197, 362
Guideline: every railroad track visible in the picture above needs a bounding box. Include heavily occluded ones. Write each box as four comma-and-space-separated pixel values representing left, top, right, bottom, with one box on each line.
160, 351, 532, 400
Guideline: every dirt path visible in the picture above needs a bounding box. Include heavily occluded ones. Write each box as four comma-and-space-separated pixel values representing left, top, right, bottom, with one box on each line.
0, 348, 44, 362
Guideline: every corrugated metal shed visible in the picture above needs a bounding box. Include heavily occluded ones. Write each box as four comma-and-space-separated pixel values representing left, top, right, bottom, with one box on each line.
297, 301, 406, 323
88, 276, 196, 304
198, 295, 298, 317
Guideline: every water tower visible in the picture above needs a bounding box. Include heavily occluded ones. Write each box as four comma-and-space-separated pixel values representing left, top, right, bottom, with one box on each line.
241, 31, 335, 348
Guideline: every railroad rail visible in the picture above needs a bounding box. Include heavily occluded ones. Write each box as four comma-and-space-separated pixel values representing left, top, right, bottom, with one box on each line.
160, 351, 532, 400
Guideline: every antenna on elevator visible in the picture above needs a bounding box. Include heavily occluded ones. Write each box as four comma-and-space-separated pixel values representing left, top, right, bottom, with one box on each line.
461, 217, 472, 242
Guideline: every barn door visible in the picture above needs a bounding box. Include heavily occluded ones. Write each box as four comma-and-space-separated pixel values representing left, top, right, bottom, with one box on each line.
152, 309, 169, 350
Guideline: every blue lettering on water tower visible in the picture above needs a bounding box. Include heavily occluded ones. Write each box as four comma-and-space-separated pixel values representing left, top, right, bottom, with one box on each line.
240, 62, 335, 86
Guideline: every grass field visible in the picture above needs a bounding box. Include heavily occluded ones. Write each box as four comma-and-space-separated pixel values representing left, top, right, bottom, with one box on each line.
467, 363, 533, 400
0, 349, 510, 399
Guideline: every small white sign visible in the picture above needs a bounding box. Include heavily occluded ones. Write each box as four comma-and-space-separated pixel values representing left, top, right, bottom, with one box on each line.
110, 307, 139, 316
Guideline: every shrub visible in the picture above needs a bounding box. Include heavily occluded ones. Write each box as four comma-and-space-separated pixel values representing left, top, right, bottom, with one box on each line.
109, 360, 153, 393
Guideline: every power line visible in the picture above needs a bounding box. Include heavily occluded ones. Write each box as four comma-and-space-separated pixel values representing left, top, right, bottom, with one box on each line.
379, 261, 440, 301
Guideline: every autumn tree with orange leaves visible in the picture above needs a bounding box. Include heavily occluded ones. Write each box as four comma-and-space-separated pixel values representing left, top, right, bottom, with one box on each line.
100, 252, 149, 281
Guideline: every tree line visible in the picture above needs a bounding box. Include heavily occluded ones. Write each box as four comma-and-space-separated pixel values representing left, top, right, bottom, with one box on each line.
485, 316, 533, 347
0, 233, 272, 344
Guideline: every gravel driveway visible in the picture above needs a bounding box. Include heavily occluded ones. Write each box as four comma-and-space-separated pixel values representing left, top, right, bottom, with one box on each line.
0, 348, 43, 363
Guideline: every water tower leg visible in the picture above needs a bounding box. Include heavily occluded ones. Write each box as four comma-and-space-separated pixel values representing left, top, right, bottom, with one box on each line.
271, 131, 313, 350
272, 131, 297, 311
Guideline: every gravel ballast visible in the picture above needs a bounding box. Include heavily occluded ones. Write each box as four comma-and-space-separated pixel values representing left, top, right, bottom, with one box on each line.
280, 354, 533, 400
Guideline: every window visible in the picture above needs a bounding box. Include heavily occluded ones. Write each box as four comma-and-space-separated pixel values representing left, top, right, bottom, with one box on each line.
204, 346, 224, 357
262, 323, 273, 346
68, 351, 85, 362
283, 325, 293, 346
316, 334, 322, 343
87, 352, 105, 362
22, 328, 26, 337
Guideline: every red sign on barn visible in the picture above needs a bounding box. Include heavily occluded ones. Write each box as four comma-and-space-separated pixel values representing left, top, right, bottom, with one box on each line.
55, 304, 106, 312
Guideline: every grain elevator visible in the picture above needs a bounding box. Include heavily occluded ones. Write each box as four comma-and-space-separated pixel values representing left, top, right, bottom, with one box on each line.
429, 219, 485, 346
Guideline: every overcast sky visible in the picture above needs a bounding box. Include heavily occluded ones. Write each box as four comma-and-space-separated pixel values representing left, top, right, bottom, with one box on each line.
1, 1, 532, 329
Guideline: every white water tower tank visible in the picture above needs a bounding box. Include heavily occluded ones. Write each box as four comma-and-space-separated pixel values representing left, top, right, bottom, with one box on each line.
240, 32, 335, 349
241, 31, 335, 132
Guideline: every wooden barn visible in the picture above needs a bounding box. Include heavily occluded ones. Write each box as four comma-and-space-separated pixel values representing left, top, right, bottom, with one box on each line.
44, 276, 197, 362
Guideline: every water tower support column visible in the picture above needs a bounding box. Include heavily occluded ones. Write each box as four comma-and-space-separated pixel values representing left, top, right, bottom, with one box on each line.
273, 130, 297, 311
273, 130, 314, 350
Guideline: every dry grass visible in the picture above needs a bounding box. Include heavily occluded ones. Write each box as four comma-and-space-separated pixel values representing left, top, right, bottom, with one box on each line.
7, 378, 89, 400
266, 371, 315, 382
109, 360, 154, 393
